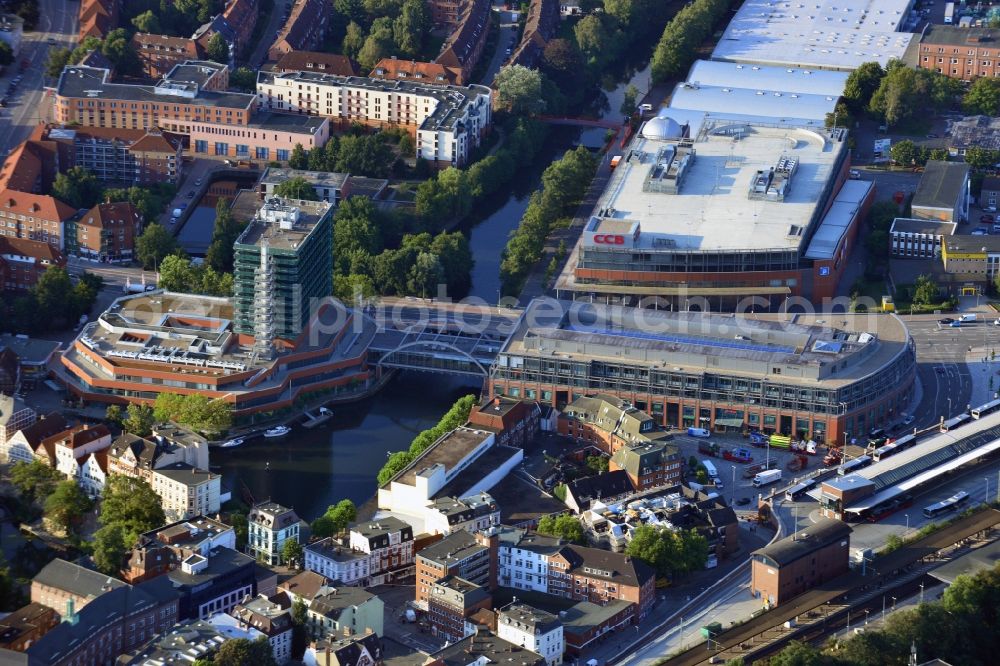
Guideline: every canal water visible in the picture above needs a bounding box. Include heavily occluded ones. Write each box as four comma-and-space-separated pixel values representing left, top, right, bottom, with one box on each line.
213, 65, 652, 520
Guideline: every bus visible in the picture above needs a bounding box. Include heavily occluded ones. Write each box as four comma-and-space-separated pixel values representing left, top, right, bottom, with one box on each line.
838, 455, 872, 476
923, 491, 970, 518
872, 433, 918, 462
784, 479, 817, 501
867, 494, 914, 523
971, 398, 1000, 419
944, 2, 955, 24
702, 459, 720, 485
940, 414, 970, 432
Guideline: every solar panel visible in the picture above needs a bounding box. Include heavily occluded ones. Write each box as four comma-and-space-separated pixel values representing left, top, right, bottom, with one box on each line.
566, 325, 796, 354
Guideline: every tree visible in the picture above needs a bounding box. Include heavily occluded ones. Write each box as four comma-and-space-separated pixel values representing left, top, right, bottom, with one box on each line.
843, 61, 885, 113
156, 254, 196, 292
45, 47, 73, 78
282, 538, 303, 567
10, 460, 62, 506
311, 499, 357, 538
131, 9, 161, 34
965, 146, 1000, 170
767, 640, 825, 666
965, 77, 1000, 116
913, 274, 940, 306
890, 139, 918, 166
105, 404, 123, 427
93, 475, 166, 574
626, 524, 673, 577
620, 84, 639, 117
334, 197, 384, 273
136, 223, 179, 270
393, 0, 428, 57
206, 198, 245, 273
101, 28, 140, 76
494, 65, 545, 115
214, 637, 278, 666
342, 21, 366, 60
205, 32, 229, 64
52, 167, 102, 209
288, 144, 308, 169
44, 481, 92, 536
358, 19, 394, 71
291, 596, 309, 654
574, 15, 608, 66
153, 393, 232, 434
229, 512, 249, 550
586, 455, 608, 474
536, 514, 586, 544
229, 66, 257, 93
274, 177, 319, 200
123, 403, 155, 436
0, 41, 12, 67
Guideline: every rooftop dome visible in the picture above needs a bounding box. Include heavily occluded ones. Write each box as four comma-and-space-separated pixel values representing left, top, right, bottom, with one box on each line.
641, 115, 682, 140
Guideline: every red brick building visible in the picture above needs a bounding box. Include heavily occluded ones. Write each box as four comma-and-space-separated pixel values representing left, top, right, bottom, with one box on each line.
433, 0, 490, 85
918, 25, 1000, 80
427, 576, 493, 642
0, 236, 66, 291
751, 518, 851, 608
369, 58, 461, 86
78, 0, 118, 42
546, 545, 655, 616
46, 125, 184, 188
0, 602, 58, 652
0, 190, 77, 250
222, 0, 260, 52
75, 201, 143, 263
608, 440, 682, 492
415, 530, 497, 604
427, 0, 467, 28
133, 34, 204, 79
466, 396, 540, 449
558, 394, 671, 456
268, 0, 331, 62
0, 135, 59, 194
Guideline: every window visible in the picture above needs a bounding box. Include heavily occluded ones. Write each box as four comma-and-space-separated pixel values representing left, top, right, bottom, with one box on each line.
277, 149, 290, 161
236, 144, 249, 157
194, 140, 208, 153
255, 146, 269, 160
214, 142, 229, 156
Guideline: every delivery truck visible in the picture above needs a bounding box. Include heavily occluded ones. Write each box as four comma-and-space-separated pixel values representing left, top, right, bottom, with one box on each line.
752, 469, 782, 487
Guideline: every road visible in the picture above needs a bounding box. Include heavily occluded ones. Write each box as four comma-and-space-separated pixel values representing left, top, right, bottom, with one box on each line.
481, 5, 519, 86
0, 0, 77, 154
247, 0, 288, 68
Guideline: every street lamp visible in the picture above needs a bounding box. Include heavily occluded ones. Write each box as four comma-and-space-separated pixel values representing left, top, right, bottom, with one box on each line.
905, 514, 909, 533
948, 397, 952, 418
986, 477, 991, 505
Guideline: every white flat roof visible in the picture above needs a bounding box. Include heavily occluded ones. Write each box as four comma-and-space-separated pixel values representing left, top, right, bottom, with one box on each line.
685, 60, 850, 97
597, 122, 846, 252
712, 0, 914, 71
669, 83, 838, 123
805, 179, 874, 259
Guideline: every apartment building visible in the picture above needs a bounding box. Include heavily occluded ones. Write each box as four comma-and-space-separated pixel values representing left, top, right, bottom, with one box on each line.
151, 462, 222, 523
434, 0, 491, 84
107, 425, 210, 482
33, 422, 111, 479
133, 34, 205, 80
45, 126, 184, 187
268, 0, 331, 61
0, 133, 59, 194
415, 530, 497, 604
124, 516, 236, 584
4, 413, 68, 464
55, 66, 255, 135
255, 70, 493, 166
559, 394, 675, 456
305, 586, 384, 640
497, 604, 564, 666
0, 394, 34, 456
609, 440, 683, 492
78, 0, 118, 42
427, 576, 492, 642
223, 0, 260, 51
75, 202, 143, 263
304, 537, 370, 586
424, 492, 500, 536
0, 236, 66, 292
230, 594, 293, 664
248, 501, 302, 566
276, 50, 358, 76
370, 58, 461, 87
466, 396, 541, 449
0, 189, 77, 250
918, 25, 1000, 80
349, 517, 415, 585
0, 602, 58, 652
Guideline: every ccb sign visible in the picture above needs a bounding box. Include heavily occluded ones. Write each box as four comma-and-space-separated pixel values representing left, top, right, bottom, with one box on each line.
594, 234, 625, 245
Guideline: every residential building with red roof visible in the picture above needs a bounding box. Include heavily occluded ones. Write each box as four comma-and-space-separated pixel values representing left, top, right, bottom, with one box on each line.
0, 137, 59, 194
44, 124, 184, 188
276, 50, 358, 77
78, 0, 118, 42
433, 0, 491, 85
369, 58, 461, 86
75, 202, 143, 263
0, 236, 66, 292
223, 0, 260, 51
268, 0, 331, 62
33, 423, 112, 480
133, 33, 205, 80
0, 191, 76, 250
428, 0, 468, 28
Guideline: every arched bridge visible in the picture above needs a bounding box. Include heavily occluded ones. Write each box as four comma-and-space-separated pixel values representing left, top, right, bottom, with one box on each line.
366, 298, 521, 378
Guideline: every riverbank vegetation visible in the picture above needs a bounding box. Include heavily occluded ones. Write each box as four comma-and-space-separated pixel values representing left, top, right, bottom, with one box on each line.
376, 394, 477, 486
499, 146, 597, 295
651, 0, 739, 84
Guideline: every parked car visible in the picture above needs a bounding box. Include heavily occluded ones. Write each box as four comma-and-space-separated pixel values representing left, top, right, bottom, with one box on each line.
169, 217, 177, 225
927, 133, 938, 138
939, 317, 955, 324
902, 414, 915, 426
195, 178, 204, 186
972, 228, 989, 235
186, 190, 195, 198
849, 169, 861, 179
981, 214, 995, 224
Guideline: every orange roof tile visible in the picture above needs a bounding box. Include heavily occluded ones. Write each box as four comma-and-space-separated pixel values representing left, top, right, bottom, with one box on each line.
0, 190, 76, 222
79, 202, 141, 230
369, 58, 460, 85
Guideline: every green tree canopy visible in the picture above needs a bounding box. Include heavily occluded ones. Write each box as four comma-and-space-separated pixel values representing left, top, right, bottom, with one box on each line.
136, 223, 180, 270
964, 77, 1000, 116
890, 140, 918, 166
93, 475, 166, 574
913, 274, 940, 306
213, 637, 278, 666
123, 403, 155, 436
282, 538, 304, 567
311, 499, 358, 539
843, 61, 885, 113
153, 393, 232, 434
274, 177, 320, 200
205, 32, 229, 64
10, 460, 62, 506
131, 9, 161, 33
229, 66, 257, 93
965, 146, 1000, 170
536, 514, 586, 544
494, 65, 545, 115
44, 481, 92, 536
52, 167, 102, 209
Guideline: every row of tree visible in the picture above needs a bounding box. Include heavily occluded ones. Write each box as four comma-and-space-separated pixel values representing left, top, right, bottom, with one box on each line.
157, 255, 235, 297
336, 0, 432, 71
888, 140, 949, 168
536, 514, 586, 544
125, 0, 223, 39
499, 145, 597, 295
651, 0, 737, 83
107, 391, 232, 436
288, 132, 399, 179
377, 394, 476, 485
45, 29, 141, 79
310, 499, 358, 539
766, 562, 1000, 666
838, 60, 961, 130
0, 269, 103, 335
624, 524, 709, 581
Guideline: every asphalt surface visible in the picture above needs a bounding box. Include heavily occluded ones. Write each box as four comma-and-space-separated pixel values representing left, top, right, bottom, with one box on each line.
248, 0, 289, 68
482, 6, 520, 86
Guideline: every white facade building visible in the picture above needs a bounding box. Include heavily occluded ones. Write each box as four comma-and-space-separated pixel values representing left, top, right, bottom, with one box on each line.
497, 604, 565, 666
79, 451, 108, 498
497, 528, 560, 594
255, 70, 492, 166
304, 537, 370, 586
248, 501, 302, 566
0, 394, 34, 457
151, 462, 221, 522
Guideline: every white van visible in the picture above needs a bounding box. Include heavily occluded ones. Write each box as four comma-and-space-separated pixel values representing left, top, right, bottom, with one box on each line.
959, 313, 977, 322
687, 427, 711, 438
702, 459, 719, 481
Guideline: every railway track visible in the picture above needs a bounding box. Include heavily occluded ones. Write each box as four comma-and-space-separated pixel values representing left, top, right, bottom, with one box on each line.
656, 509, 1000, 666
